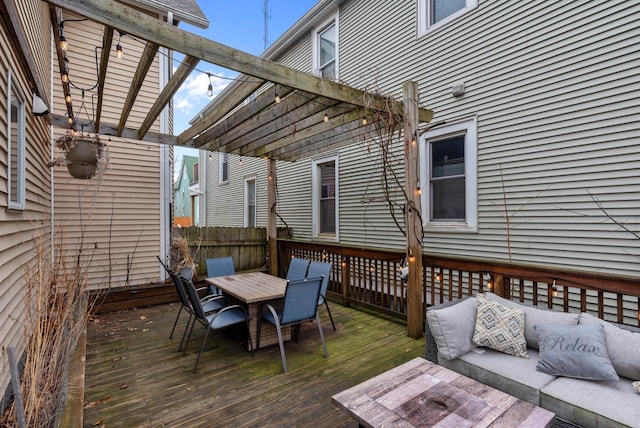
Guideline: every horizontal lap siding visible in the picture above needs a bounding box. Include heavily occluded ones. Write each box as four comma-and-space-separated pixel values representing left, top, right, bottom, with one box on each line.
53, 15, 163, 290
335, 0, 640, 276
0, 1, 52, 396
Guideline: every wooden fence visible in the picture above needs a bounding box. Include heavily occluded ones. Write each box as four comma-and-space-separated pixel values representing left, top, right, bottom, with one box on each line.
177, 227, 268, 278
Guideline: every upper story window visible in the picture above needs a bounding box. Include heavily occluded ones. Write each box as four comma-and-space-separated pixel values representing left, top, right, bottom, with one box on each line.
420, 117, 477, 232
219, 152, 229, 184
193, 163, 199, 184
312, 155, 339, 240
417, 0, 478, 36
313, 14, 338, 79
7, 71, 26, 210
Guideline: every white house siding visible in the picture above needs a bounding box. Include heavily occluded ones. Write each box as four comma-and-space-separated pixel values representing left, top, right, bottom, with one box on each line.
53, 14, 164, 290
0, 0, 52, 400
205, 0, 639, 278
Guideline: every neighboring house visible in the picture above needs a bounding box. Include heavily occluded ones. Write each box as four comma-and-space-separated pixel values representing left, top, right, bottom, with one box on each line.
198, 0, 639, 279
0, 0, 207, 404
174, 155, 199, 227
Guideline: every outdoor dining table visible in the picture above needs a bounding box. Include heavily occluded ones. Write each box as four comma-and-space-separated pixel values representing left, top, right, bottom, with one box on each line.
205, 271, 291, 350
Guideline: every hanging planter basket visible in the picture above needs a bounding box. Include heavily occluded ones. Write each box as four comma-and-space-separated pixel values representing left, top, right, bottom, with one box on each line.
55, 134, 105, 179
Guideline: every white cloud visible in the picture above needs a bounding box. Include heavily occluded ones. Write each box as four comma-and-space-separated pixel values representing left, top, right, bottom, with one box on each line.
173, 69, 232, 134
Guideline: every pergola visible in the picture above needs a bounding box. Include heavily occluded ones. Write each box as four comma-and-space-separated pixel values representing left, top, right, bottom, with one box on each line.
41, 0, 434, 337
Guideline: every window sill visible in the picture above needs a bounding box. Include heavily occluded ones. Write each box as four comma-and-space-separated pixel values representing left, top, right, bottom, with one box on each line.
424, 222, 478, 233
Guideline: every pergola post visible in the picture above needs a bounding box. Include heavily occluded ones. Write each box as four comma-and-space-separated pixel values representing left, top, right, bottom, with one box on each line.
267, 159, 278, 276
403, 81, 424, 339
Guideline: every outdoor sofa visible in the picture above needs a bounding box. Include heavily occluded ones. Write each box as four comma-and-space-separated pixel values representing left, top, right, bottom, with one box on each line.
425, 292, 640, 427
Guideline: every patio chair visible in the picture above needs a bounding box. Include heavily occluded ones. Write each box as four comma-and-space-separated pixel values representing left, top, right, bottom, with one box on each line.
206, 256, 235, 294
181, 275, 254, 373
286, 257, 309, 281
157, 256, 227, 349
307, 261, 336, 331
257, 276, 328, 372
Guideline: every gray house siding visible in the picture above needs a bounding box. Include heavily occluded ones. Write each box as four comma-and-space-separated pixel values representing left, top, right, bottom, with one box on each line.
205, 0, 640, 277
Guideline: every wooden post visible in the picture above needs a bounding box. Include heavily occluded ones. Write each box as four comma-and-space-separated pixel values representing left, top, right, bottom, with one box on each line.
267, 159, 278, 276
403, 81, 423, 339
342, 256, 351, 306
493, 274, 506, 297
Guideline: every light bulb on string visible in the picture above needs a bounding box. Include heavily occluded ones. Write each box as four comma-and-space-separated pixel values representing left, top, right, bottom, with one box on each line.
324, 112, 329, 123
206, 73, 214, 97
551, 279, 558, 298
61, 67, 68, 83
115, 31, 124, 59
362, 116, 368, 126
60, 35, 68, 51
65, 92, 71, 103
274, 92, 280, 104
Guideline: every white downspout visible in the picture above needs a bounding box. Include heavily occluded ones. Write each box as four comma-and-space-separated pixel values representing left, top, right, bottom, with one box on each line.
158, 11, 174, 279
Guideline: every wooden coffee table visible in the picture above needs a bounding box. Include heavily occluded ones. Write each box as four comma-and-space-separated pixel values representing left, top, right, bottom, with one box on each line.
332, 357, 555, 427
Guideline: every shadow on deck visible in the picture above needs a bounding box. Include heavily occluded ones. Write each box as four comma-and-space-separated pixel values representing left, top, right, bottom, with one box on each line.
83, 302, 425, 427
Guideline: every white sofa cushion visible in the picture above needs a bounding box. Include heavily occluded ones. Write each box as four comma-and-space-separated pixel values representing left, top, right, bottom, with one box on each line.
440, 348, 556, 405
484, 292, 579, 349
541, 376, 640, 427
426, 297, 477, 360
579, 312, 640, 380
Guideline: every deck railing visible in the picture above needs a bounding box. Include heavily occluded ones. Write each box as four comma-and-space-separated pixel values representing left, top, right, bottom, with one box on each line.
278, 240, 640, 327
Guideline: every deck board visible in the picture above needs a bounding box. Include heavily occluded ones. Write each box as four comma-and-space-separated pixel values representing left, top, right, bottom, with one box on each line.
83, 302, 425, 427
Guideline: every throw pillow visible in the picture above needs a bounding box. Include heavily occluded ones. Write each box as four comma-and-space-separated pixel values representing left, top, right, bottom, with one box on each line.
426, 297, 478, 360
472, 294, 529, 358
535, 323, 619, 381
484, 292, 579, 350
578, 312, 640, 380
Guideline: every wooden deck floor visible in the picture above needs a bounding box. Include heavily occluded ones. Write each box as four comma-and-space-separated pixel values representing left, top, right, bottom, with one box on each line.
83, 301, 425, 427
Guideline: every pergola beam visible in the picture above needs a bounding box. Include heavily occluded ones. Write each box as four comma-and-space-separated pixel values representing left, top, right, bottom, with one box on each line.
138, 54, 200, 139
44, 0, 433, 143
94, 26, 113, 133
117, 40, 159, 136
51, 113, 179, 145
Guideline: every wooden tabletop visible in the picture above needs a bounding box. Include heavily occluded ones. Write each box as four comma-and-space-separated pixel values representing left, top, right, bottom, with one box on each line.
205, 272, 287, 304
332, 357, 555, 428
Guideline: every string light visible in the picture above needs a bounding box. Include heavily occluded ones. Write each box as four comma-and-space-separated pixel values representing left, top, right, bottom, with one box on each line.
435, 268, 441, 281
408, 248, 415, 263
551, 279, 558, 298
362, 116, 368, 126
65, 92, 72, 103
486, 272, 493, 289
61, 67, 69, 83
208, 152, 212, 160
115, 31, 124, 59
60, 34, 68, 51
107, 136, 112, 146
324, 112, 329, 123
274, 92, 280, 104
67, 116, 73, 125
206, 72, 213, 97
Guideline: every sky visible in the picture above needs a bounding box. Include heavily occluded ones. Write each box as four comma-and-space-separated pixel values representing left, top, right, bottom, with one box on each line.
172, 0, 318, 176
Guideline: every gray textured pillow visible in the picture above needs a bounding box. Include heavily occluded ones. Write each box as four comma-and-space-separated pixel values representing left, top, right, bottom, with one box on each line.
484, 292, 579, 349
579, 312, 640, 380
426, 297, 477, 360
535, 323, 619, 381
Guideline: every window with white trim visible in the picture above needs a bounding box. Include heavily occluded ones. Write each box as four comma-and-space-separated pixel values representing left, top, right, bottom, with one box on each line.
244, 176, 256, 228
7, 71, 26, 210
219, 152, 229, 184
312, 156, 338, 239
313, 14, 338, 79
420, 117, 477, 232
417, 0, 478, 36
